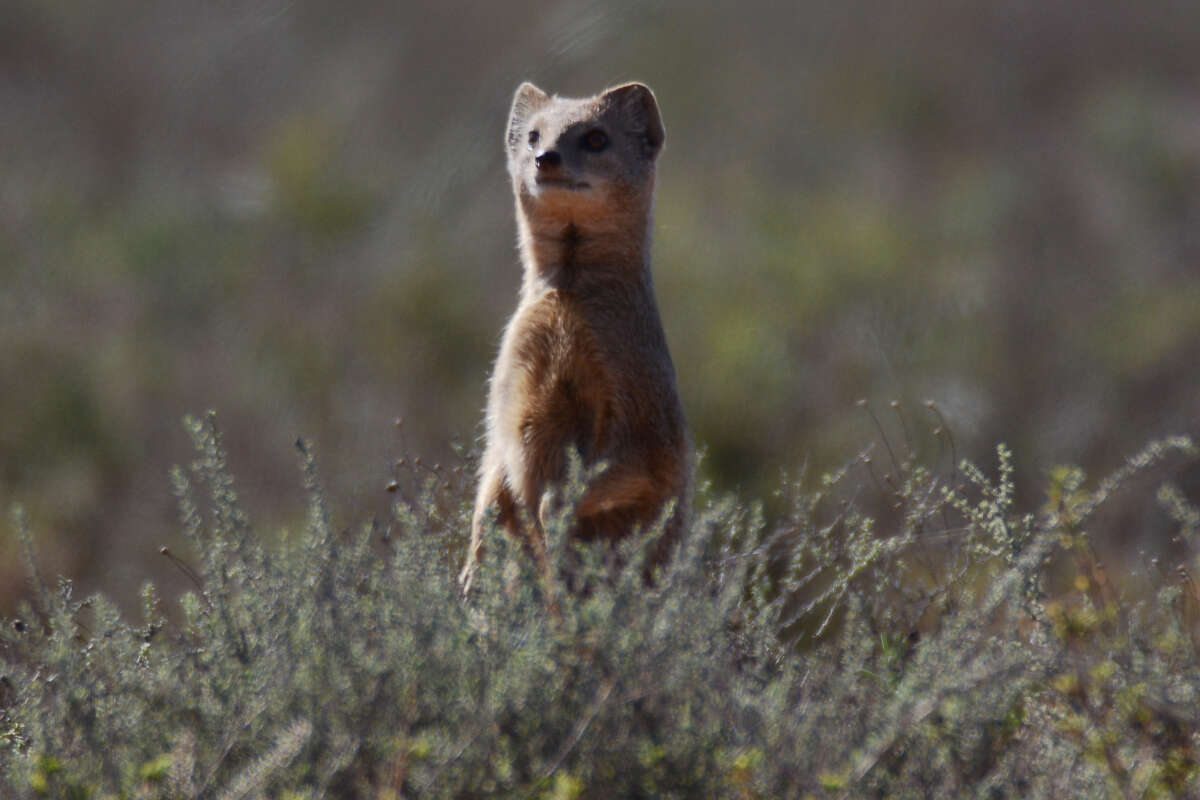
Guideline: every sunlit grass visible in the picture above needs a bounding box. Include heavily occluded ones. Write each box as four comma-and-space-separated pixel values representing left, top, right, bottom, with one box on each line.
1, 415, 1196, 797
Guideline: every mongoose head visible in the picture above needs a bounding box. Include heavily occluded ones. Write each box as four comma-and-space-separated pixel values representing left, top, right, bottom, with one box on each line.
505, 82, 665, 234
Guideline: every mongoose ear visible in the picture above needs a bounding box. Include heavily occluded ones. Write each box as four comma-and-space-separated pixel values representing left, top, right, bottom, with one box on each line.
507, 82, 550, 155
603, 82, 665, 159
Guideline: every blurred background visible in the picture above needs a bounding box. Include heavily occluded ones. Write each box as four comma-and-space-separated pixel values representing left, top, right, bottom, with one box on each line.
2, 0, 1198, 615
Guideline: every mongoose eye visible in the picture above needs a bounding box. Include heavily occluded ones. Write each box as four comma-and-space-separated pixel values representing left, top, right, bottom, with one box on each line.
582, 129, 609, 152
527, 130, 540, 149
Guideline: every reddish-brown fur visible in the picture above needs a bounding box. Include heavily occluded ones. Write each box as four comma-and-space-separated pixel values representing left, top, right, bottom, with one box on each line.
459, 81, 691, 594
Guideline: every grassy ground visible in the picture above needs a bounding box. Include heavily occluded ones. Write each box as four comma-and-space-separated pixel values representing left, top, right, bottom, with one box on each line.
2, 416, 1196, 798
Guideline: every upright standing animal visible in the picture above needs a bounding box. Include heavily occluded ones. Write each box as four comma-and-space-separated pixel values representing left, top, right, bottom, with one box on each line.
459, 81, 690, 594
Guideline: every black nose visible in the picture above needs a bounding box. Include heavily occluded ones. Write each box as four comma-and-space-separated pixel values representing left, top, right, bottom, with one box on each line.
535, 150, 562, 170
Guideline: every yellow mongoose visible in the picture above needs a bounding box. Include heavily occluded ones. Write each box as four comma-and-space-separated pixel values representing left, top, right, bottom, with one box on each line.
459, 81, 691, 594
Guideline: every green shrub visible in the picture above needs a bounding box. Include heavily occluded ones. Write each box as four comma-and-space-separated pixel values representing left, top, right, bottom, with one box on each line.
1, 414, 1196, 798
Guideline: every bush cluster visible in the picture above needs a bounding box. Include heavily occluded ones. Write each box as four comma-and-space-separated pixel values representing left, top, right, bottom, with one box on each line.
1, 415, 1197, 798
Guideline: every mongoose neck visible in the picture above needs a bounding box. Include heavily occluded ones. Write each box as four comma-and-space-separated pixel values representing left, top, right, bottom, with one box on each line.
519, 212, 653, 293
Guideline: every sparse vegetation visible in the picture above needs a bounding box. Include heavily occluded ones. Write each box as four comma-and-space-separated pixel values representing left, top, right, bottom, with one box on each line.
2, 414, 1196, 798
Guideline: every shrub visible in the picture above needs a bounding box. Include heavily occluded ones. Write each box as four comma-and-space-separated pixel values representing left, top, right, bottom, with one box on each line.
1, 414, 1197, 798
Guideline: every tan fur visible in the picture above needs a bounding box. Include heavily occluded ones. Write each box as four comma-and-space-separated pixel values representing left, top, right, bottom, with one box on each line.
459, 81, 691, 594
